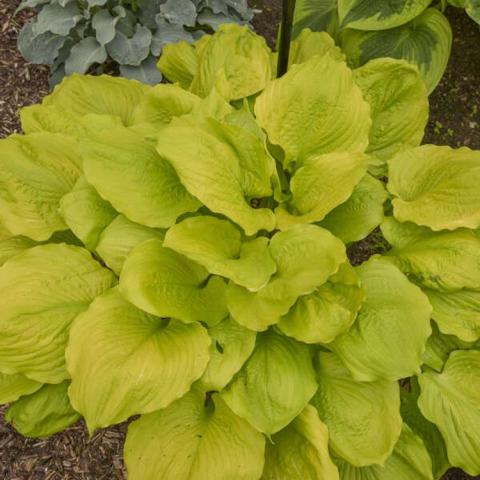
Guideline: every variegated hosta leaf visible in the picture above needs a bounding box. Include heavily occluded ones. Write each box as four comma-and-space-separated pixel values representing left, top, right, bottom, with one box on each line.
0, 133, 82, 241
262, 405, 340, 480
338, 0, 431, 30
319, 174, 387, 244
353, 59, 428, 169
81, 127, 200, 229
336, 424, 434, 480
124, 390, 265, 480
5, 381, 80, 438
342, 8, 452, 94
96, 215, 165, 275
331, 257, 432, 381
278, 263, 364, 344
418, 350, 480, 475
155, 118, 276, 236
293, 0, 339, 39
255, 54, 370, 169
222, 329, 317, 435
312, 352, 402, 467
157, 40, 198, 89
388, 145, 480, 231
199, 316, 256, 391
66, 288, 211, 433
0, 372, 42, 404
120, 239, 228, 326
164, 216, 276, 291
275, 152, 369, 229
227, 225, 346, 331
0, 244, 115, 383
190, 24, 272, 101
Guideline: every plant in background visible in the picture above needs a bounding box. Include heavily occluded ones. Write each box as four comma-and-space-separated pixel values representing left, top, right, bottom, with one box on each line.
1, 23, 480, 480
16, 0, 253, 86
293, 0, 480, 94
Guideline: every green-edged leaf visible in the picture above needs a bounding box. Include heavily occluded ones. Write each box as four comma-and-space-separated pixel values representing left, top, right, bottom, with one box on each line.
0, 235, 36, 266
190, 24, 272, 101
82, 127, 200, 229
338, 0, 431, 30
64, 37, 107, 75
319, 174, 387, 243
157, 40, 197, 89
0, 133, 82, 241
164, 216, 276, 291
222, 329, 317, 434
289, 28, 344, 66
0, 372, 42, 404
155, 118, 276, 235
293, 0, 339, 39
388, 145, 480, 231
255, 55, 370, 168
5, 381, 79, 438
227, 225, 346, 331
44, 74, 149, 126
124, 390, 265, 480
262, 405, 340, 480
278, 263, 364, 344
336, 424, 433, 480
401, 378, 450, 478
199, 316, 256, 391
120, 239, 227, 326
342, 9, 452, 94
60, 176, 117, 250
418, 350, 480, 475
353, 59, 428, 168
66, 288, 210, 433
96, 215, 165, 275
312, 352, 402, 466
0, 244, 115, 383
331, 257, 432, 381
275, 152, 368, 229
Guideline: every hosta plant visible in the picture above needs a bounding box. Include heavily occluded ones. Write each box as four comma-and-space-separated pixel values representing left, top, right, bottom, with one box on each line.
293, 0, 479, 94
1, 24, 480, 479
16, 0, 252, 86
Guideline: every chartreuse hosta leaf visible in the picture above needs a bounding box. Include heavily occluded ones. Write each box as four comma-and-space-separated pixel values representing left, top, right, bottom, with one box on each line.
227, 225, 346, 331
336, 424, 434, 480
0, 244, 115, 383
278, 263, 364, 344
400, 378, 450, 478
293, 0, 339, 39
255, 54, 370, 168
312, 352, 402, 467
156, 118, 276, 236
120, 239, 228, 326
190, 24, 272, 101
60, 176, 117, 251
66, 288, 210, 433
0, 133, 82, 241
338, 0, 431, 30
331, 257, 432, 381
319, 174, 387, 243
222, 329, 317, 435
353, 59, 428, 170
5, 381, 80, 438
262, 405, 340, 480
0, 372, 42, 404
342, 8, 452, 94
82, 127, 200, 229
275, 151, 369, 229
164, 216, 276, 291
388, 145, 480, 231
418, 350, 480, 475
96, 215, 165, 275
158, 40, 198, 89
199, 317, 256, 391
0, 235, 36, 266
124, 389, 265, 480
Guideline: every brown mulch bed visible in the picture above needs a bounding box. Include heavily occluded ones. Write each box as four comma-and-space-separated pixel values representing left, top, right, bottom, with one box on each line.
0, 0, 480, 479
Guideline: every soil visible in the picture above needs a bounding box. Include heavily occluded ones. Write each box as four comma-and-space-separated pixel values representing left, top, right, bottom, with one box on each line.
0, 0, 480, 478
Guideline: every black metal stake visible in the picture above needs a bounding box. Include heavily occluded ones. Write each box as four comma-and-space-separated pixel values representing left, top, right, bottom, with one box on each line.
277, 0, 297, 78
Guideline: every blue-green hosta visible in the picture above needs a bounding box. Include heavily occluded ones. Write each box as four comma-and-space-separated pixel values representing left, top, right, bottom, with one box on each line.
1, 24, 480, 479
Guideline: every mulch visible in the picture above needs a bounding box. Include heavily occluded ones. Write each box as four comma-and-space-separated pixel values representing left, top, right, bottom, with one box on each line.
0, 0, 480, 478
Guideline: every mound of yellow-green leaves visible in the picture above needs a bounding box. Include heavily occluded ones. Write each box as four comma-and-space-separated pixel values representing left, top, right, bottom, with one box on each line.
1, 24, 480, 479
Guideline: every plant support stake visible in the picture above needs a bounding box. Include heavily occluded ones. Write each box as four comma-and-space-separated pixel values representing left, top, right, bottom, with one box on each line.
277, 0, 297, 77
